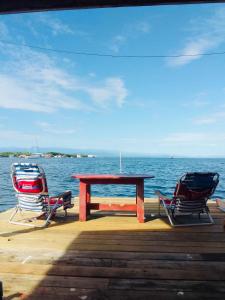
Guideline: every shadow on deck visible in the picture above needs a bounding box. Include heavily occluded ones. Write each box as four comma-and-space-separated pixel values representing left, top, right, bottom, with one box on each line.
0, 198, 225, 299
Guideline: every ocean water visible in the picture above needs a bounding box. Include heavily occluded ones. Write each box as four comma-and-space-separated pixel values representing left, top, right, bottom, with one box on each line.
1, 157, 225, 212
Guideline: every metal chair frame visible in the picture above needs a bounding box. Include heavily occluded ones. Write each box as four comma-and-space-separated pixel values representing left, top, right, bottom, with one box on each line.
9, 163, 73, 227
156, 172, 219, 227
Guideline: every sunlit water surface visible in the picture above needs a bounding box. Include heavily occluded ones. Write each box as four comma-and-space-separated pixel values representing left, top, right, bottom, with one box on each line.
1, 157, 224, 212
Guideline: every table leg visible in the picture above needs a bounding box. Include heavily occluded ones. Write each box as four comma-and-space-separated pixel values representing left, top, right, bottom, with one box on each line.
136, 180, 145, 223
135, 185, 138, 216
79, 181, 88, 221
86, 184, 91, 216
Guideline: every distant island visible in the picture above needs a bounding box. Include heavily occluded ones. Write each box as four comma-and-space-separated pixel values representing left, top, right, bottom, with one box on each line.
0, 151, 96, 158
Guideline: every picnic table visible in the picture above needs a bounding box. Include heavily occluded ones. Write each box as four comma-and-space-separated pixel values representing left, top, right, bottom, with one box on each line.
72, 174, 154, 223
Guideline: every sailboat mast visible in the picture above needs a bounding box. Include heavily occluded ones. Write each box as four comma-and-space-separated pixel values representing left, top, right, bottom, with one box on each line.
119, 152, 122, 173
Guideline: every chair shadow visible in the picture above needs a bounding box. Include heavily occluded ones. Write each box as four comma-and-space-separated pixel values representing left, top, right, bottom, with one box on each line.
85, 211, 160, 223
0, 214, 78, 238
2, 203, 224, 299
3, 292, 23, 299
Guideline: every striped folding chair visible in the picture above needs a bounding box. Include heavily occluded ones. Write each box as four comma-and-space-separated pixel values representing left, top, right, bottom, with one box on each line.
155, 172, 219, 227
9, 163, 73, 227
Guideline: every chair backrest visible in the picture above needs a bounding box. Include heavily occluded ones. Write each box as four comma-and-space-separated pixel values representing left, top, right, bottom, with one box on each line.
174, 172, 219, 201
11, 163, 48, 194
16, 193, 46, 212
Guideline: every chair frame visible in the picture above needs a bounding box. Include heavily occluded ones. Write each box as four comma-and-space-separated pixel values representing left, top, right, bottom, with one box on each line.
10, 163, 73, 227
9, 191, 73, 227
155, 172, 219, 227
156, 190, 214, 227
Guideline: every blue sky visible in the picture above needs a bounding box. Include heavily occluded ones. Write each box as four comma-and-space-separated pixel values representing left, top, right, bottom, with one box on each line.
1, 3, 225, 156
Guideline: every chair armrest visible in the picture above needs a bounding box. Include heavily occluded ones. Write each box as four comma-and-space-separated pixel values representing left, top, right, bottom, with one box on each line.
49, 191, 73, 209
216, 199, 225, 212
51, 190, 72, 201
155, 190, 170, 201
155, 190, 186, 201
49, 191, 72, 204
155, 190, 179, 208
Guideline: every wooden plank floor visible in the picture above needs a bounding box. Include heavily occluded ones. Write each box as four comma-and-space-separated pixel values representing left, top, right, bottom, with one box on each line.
0, 197, 225, 299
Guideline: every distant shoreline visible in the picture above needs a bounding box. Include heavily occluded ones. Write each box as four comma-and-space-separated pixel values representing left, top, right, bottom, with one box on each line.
0, 151, 96, 158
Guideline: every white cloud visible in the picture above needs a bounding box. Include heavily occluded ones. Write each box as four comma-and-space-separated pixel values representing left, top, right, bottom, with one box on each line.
110, 20, 150, 53
13, 13, 88, 42
194, 110, 225, 125
163, 132, 207, 144
36, 122, 77, 134
168, 38, 216, 66
192, 99, 210, 108
46, 20, 72, 36
0, 42, 128, 112
135, 21, 150, 33
162, 131, 225, 146
194, 117, 216, 125
0, 130, 38, 146
0, 71, 83, 113
110, 35, 127, 53
37, 15, 74, 36
181, 92, 225, 126
168, 7, 225, 66
182, 92, 210, 108
86, 78, 128, 108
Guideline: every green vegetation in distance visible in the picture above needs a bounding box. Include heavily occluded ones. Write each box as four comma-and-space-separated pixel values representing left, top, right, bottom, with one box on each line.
46, 152, 89, 158
0, 152, 94, 158
0, 152, 31, 157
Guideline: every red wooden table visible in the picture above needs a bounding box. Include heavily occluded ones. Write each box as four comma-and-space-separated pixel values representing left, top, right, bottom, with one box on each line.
72, 174, 154, 223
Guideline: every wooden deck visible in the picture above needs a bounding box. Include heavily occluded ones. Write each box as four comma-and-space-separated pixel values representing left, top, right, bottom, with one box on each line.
0, 197, 225, 299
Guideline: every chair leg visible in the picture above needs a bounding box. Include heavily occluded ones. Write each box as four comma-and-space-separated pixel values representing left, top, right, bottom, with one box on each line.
9, 206, 51, 228
161, 200, 178, 227
9, 206, 19, 224
207, 212, 214, 224
205, 207, 214, 225
0, 280, 3, 300
165, 208, 176, 227
169, 211, 214, 227
158, 199, 161, 216
44, 212, 53, 226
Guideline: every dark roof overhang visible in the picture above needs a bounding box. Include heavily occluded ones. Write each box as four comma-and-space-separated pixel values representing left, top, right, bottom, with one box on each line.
0, 0, 225, 15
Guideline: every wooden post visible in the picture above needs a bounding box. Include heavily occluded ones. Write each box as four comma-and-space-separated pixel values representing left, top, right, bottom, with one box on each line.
79, 181, 87, 221
135, 184, 138, 216
136, 180, 145, 223
86, 184, 91, 216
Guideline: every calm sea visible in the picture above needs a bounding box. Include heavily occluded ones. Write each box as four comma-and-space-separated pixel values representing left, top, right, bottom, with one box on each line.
1, 157, 225, 212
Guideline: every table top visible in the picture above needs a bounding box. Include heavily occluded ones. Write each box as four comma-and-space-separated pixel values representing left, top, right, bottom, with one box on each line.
72, 174, 154, 180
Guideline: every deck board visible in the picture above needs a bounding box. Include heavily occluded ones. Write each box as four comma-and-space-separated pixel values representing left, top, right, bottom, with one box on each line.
0, 197, 225, 299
